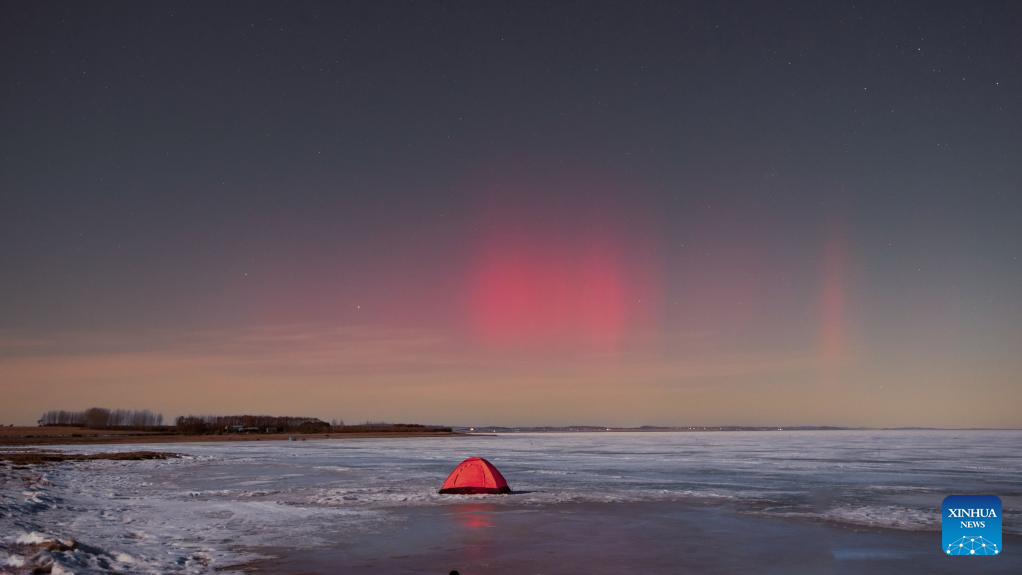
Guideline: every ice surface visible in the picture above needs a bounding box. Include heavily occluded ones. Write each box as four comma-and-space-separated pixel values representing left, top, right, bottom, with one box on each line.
2, 430, 1020, 573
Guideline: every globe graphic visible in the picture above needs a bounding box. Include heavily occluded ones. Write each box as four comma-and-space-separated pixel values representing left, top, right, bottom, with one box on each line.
946, 536, 999, 555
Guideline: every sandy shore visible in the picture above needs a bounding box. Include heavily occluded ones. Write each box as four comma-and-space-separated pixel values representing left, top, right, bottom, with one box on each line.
235, 501, 1021, 574
0, 426, 461, 446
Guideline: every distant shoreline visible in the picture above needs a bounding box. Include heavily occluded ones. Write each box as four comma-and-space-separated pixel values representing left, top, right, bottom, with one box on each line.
1, 425, 1016, 447
452, 426, 1022, 433
0, 426, 466, 447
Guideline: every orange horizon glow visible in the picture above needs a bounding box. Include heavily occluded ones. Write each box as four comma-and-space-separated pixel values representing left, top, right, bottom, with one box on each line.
2, 321, 1020, 428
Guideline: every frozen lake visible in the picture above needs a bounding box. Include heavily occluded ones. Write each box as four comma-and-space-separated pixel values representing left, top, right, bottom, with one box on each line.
2, 430, 1020, 573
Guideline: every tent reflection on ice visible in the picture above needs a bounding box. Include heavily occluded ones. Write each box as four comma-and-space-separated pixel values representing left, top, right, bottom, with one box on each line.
439, 456, 512, 494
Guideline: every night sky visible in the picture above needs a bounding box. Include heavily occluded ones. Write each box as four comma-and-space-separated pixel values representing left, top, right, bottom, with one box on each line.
2, 1, 1020, 427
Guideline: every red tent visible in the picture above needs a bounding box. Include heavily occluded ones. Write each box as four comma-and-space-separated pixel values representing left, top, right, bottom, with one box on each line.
439, 456, 512, 494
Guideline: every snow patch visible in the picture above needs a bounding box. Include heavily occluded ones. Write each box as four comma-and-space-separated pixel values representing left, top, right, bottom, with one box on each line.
2, 553, 26, 567
14, 531, 48, 544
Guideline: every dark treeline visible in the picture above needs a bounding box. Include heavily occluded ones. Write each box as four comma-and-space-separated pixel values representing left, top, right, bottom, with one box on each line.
175, 415, 331, 434
345, 422, 452, 433
174, 415, 452, 434
38, 407, 164, 429
37, 409, 451, 434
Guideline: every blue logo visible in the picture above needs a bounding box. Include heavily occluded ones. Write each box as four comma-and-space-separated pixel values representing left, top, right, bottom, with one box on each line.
942, 495, 1002, 556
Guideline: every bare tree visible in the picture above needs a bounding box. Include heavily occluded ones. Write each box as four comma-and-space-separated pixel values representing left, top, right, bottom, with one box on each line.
83, 407, 111, 428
